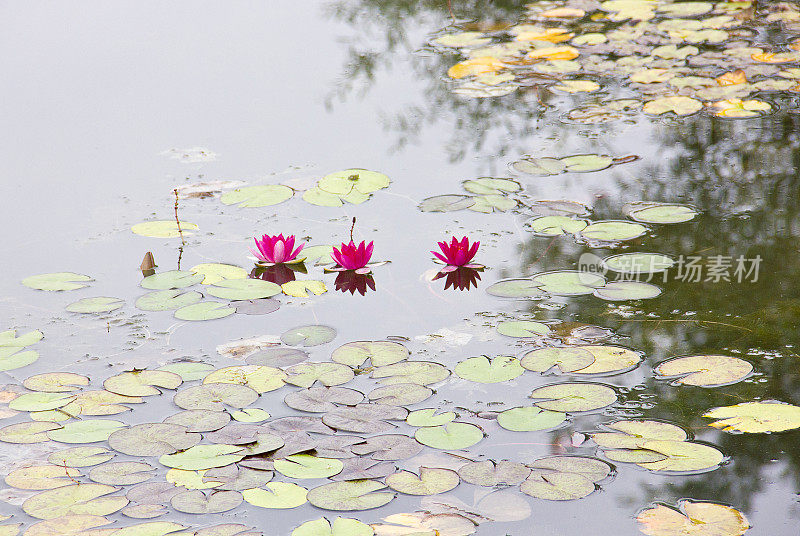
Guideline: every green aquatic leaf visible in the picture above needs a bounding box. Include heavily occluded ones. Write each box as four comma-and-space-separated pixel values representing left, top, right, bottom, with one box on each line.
655, 355, 753, 387
157, 362, 215, 381
274, 455, 344, 479
529, 383, 617, 412
174, 302, 235, 321
206, 279, 282, 300
131, 221, 199, 238
433, 32, 492, 48
628, 204, 698, 224
520, 471, 595, 501
281, 280, 328, 298
140, 270, 204, 290
22, 483, 128, 519
602, 253, 675, 273
108, 423, 201, 456
637, 500, 750, 536
291, 517, 374, 536
593, 281, 662, 301
331, 341, 409, 368
497, 407, 567, 431
170, 489, 243, 514
635, 440, 725, 472
189, 263, 247, 285
485, 278, 548, 299
135, 289, 202, 311
560, 154, 613, 173
643, 96, 702, 115
530, 270, 606, 296
368, 383, 432, 406
496, 320, 551, 337
520, 347, 596, 374
419, 195, 476, 212
88, 461, 154, 486
462, 178, 520, 195
8, 392, 75, 412
159, 444, 244, 471
319, 169, 390, 195
570, 345, 642, 375
303, 186, 344, 207
49, 447, 115, 468
242, 482, 308, 509
454, 356, 524, 383
173, 383, 259, 411
219, 184, 293, 207
47, 420, 127, 444
580, 221, 648, 241
281, 325, 337, 347
284, 386, 364, 413
386, 467, 460, 495
23, 372, 88, 393
467, 194, 517, 213
65, 297, 124, 314
704, 401, 800, 433
306, 480, 394, 511
371, 361, 450, 386
414, 422, 483, 450
406, 409, 456, 427
164, 409, 231, 432
457, 460, 530, 486
525, 216, 588, 236
22, 272, 93, 291
103, 370, 183, 397
5, 464, 83, 490
203, 365, 287, 394
512, 157, 567, 176
0, 422, 62, 444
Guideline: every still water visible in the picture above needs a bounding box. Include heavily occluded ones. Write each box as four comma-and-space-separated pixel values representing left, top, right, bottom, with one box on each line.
1, 1, 800, 534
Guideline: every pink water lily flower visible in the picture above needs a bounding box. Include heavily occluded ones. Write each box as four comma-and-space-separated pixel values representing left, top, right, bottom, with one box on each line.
250, 234, 305, 264
432, 236, 481, 270
331, 240, 374, 273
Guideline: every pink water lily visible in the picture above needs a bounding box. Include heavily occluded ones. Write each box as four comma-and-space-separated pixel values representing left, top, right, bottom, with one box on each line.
250, 234, 304, 264
432, 236, 481, 269
331, 240, 374, 273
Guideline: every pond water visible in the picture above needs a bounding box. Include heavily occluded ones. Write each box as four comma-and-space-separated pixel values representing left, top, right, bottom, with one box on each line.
2, 1, 800, 535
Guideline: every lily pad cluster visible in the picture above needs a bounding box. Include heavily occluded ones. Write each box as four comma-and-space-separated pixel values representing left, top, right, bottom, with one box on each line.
487, 270, 662, 302
419, 177, 521, 213
433, 0, 798, 120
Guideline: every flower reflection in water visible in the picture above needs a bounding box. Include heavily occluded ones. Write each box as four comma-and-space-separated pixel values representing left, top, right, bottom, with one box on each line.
250, 264, 302, 286
334, 270, 377, 296
433, 266, 482, 291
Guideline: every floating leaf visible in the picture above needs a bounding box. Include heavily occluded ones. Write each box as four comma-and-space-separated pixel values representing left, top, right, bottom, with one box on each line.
496, 320, 551, 337
654, 355, 753, 387
291, 517, 374, 536
88, 462, 154, 485
372, 512, 476, 536
22, 273, 93, 291
434, 32, 492, 48
5, 465, 82, 490
332, 341, 409, 368
350, 434, 422, 461
284, 386, 364, 413
369, 383, 432, 406
131, 221, 199, 238
371, 361, 450, 385
520, 347, 596, 374
65, 297, 124, 314
135, 289, 202, 311
104, 370, 182, 397
281, 325, 337, 347
462, 178, 520, 195
159, 444, 244, 470
48, 420, 126, 443
323, 404, 406, 434
524, 216, 588, 236
173, 383, 258, 411
319, 169, 390, 196
530, 271, 605, 295
189, 263, 247, 285
158, 362, 215, 381
8, 392, 75, 412
386, 467, 460, 495
603, 253, 675, 273
242, 482, 308, 509
551, 80, 600, 93
520, 471, 595, 500
414, 423, 483, 450
303, 185, 345, 207
108, 423, 201, 456
454, 356, 524, 383
307, 480, 394, 511
174, 302, 235, 321
231, 408, 271, 422
281, 280, 328, 298
21, 515, 112, 536
274, 455, 344, 479
232, 297, 281, 315
628, 204, 698, 223
0, 422, 61, 444
22, 483, 128, 519
220, 184, 293, 207
529, 383, 617, 412
580, 221, 648, 241
512, 157, 567, 176
570, 345, 642, 374
635, 440, 724, 472
486, 279, 548, 299
643, 96, 703, 116
561, 154, 613, 172
406, 409, 456, 427
637, 500, 749, 536
704, 401, 800, 433
206, 279, 281, 300
171, 489, 243, 514
140, 270, 204, 290
419, 195, 476, 212
457, 460, 530, 486
497, 406, 567, 431
204, 365, 287, 393
49, 447, 115, 467
467, 194, 517, 213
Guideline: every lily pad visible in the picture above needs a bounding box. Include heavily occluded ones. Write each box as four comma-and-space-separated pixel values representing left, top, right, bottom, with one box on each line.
220, 184, 294, 207
108, 423, 201, 456
628, 204, 699, 224
530, 271, 606, 295
368, 383, 432, 406
637, 500, 749, 536
140, 270, 204, 290
171, 489, 243, 514
462, 178, 520, 195
203, 365, 287, 393
47, 420, 127, 443
454, 355, 524, 383
174, 302, 235, 321
291, 517, 374, 536
371, 361, 450, 385
406, 409, 456, 427
285, 386, 364, 413
414, 422, 483, 450
189, 263, 247, 285
281, 325, 337, 347
331, 341, 409, 368
419, 195, 476, 212
173, 383, 259, 411
22, 372, 87, 393
512, 157, 567, 176
561, 154, 614, 172
386, 467, 460, 495
22, 483, 128, 519
22, 272, 93, 291
520, 347, 596, 374
497, 406, 567, 431
274, 455, 344, 479
135, 289, 202, 311
65, 297, 124, 314
497, 320, 551, 337
525, 216, 588, 236
242, 482, 308, 509
319, 169, 390, 196
529, 382, 617, 412
104, 370, 183, 396
704, 401, 800, 433
570, 345, 642, 375
131, 221, 199, 238
306, 480, 394, 511
206, 279, 282, 300
457, 460, 530, 486
580, 221, 648, 241
159, 444, 244, 471
486, 278, 548, 299
655, 355, 753, 387
603, 253, 675, 273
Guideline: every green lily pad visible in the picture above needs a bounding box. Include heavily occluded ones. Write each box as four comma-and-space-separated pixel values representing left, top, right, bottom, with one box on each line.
220, 184, 294, 207
419, 195, 476, 212
386, 467, 460, 495
643, 96, 702, 116
497, 320, 551, 337
594, 281, 662, 301
22, 483, 128, 519
520, 471, 596, 501
520, 347, 596, 374
462, 178, 521, 195
497, 407, 567, 431
173, 383, 259, 411
284, 386, 364, 413
65, 297, 124, 314
9, 392, 75, 412
157, 362, 215, 381
371, 361, 450, 386
88, 461, 155, 485
140, 270, 204, 290
274, 455, 344, 479
454, 356, 524, 383
108, 423, 201, 456
189, 263, 247, 285
0, 422, 61, 444
486, 279, 548, 299
602, 253, 675, 273
203, 365, 286, 394
530, 271, 606, 296
306, 480, 394, 511
174, 302, 235, 321
512, 157, 567, 176
580, 221, 648, 241
303, 187, 345, 207
319, 169, 390, 196
23, 372, 88, 393
291, 517, 374, 536
628, 204, 698, 224
206, 279, 282, 300
281, 325, 337, 347
331, 341, 409, 368
655, 355, 753, 387
561, 154, 614, 173
704, 401, 800, 433
414, 422, 483, 450
131, 221, 199, 238
529, 382, 617, 412
22, 272, 93, 291
406, 409, 457, 427
159, 444, 244, 470
467, 194, 517, 213
368, 383, 432, 406
635, 440, 725, 472
47, 420, 127, 443
433, 32, 492, 48
171, 489, 243, 514
49, 447, 115, 468
525, 216, 588, 236
135, 289, 202, 311
242, 482, 308, 509
570, 345, 642, 375
285, 363, 354, 388
457, 460, 530, 487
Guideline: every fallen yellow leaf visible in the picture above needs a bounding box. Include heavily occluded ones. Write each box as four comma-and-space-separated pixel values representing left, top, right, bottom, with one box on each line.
525, 45, 580, 61
447, 56, 506, 79
540, 8, 585, 18
716, 70, 747, 86
515, 28, 574, 43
